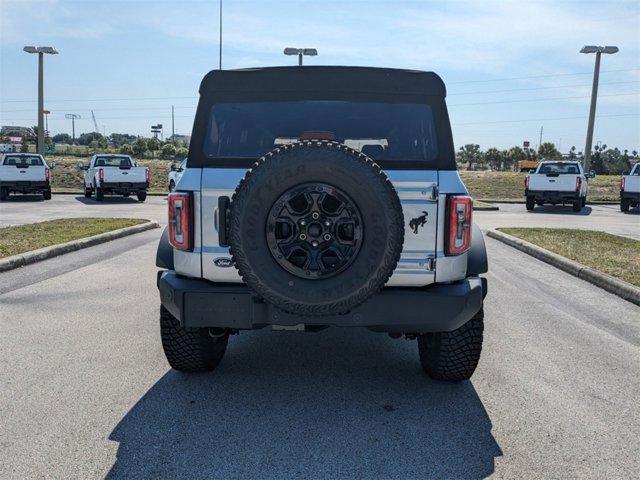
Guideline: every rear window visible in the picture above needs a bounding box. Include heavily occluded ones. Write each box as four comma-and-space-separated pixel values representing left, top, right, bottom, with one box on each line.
203, 101, 439, 163
538, 163, 580, 174
3, 155, 43, 166
94, 156, 132, 167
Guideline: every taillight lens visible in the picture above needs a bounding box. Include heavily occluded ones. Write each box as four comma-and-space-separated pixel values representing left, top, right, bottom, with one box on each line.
446, 196, 473, 255
45, 168, 51, 182
98, 168, 104, 183
576, 177, 582, 192
524, 175, 530, 189
145, 168, 150, 183
621, 177, 625, 191
168, 192, 193, 251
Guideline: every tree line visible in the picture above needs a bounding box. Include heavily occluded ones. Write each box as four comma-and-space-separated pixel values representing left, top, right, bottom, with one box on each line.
456, 142, 638, 174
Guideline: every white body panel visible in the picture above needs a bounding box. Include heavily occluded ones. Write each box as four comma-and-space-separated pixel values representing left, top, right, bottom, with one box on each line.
0, 154, 47, 182
622, 164, 640, 193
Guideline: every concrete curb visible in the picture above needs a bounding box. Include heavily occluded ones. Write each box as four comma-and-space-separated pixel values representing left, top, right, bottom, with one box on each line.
487, 229, 640, 307
51, 191, 168, 197
0, 220, 160, 273
478, 198, 618, 205
473, 204, 500, 211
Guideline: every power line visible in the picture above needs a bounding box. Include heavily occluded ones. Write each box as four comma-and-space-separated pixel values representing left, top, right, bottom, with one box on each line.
452, 113, 639, 126
449, 91, 640, 107
448, 80, 640, 96
448, 68, 640, 84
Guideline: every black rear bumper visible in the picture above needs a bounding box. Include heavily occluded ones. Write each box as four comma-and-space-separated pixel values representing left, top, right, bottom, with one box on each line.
621, 191, 640, 201
0, 180, 50, 192
100, 181, 148, 194
526, 189, 580, 202
157, 270, 486, 334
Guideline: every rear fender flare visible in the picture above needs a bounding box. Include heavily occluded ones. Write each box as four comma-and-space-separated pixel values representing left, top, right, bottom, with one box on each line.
467, 224, 488, 275
156, 227, 174, 270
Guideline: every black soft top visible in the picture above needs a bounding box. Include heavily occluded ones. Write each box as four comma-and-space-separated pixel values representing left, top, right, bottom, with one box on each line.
199, 66, 447, 101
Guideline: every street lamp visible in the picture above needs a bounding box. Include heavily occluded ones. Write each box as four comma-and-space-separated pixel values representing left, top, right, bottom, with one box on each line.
580, 45, 618, 171
284, 47, 318, 66
23, 46, 58, 155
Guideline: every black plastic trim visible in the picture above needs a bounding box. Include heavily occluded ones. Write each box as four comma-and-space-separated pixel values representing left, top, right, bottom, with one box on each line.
467, 224, 488, 275
155, 227, 174, 270
157, 270, 485, 334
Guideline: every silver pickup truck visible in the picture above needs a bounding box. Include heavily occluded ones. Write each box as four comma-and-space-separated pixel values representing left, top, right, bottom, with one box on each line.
0, 153, 54, 200
77, 154, 149, 201
155, 66, 489, 382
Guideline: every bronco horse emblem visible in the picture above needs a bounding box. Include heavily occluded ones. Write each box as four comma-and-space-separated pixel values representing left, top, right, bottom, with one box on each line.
409, 211, 428, 234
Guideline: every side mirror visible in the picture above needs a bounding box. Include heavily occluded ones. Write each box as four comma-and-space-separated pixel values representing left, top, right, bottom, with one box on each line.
49, 161, 56, 169
170, 164, 177, 171
76, 161, 85, 170
589, 170, 596, 178
622, 171, 630, 176
529, 169, 536, 174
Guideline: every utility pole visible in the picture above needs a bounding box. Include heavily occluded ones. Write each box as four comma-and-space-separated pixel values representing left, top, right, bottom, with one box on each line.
171, 105, 175, 144
219, 0, 222, 69
538, 126, 543, 149
580, 45, 619, 171
23, 46, 58, 154
65, 113, 81, 144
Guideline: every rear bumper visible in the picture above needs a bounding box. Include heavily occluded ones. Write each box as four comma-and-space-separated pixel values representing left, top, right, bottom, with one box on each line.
157, 270, 486, 334
100, 181, 148, 193
526, 189, 580, 202
620, 191, 640, 201
0, 180, 50, 192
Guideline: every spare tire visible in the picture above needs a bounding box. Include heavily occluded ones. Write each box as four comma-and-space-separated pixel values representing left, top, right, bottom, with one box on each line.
229, 140, 404, 316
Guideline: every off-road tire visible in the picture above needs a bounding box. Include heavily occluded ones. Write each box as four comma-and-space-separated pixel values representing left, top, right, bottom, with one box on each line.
137, 192, 147, 202
418, 307, 484, 382
582, 196, 586, 207
0, 187, 9, 201
572, 198, 581, 212
229, 140, 404, 316
43, 190, 52, 200
84, 187, 92, 198
160, 305, 228, 373
526, 196, 535, 211
621, 198, 631, 212
94, 183, 104, 201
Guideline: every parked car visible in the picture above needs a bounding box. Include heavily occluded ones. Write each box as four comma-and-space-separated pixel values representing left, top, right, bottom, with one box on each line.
524, 160, 593, 212
77, 154, 149, 202
0, 153, 54, 200
168, 158, 186, 192
155, 66, 489, 382
620, 163, 640, 212
0, 144, 15, 153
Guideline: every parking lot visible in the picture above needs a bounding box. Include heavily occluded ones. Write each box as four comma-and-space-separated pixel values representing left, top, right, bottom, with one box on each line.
1, 209, 639, 478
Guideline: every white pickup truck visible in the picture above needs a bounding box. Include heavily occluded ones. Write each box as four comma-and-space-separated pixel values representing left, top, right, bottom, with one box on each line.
78, 154, 149, 202
0, 153, 54, 201
620, 163, 640, 212
525, 161, 593, 212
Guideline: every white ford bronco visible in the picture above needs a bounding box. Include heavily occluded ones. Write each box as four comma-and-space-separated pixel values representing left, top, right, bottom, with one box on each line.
156, 67, 488, 382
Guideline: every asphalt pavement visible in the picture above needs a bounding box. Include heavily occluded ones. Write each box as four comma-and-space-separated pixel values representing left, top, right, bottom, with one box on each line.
1, 230, 638, 479
0, 194, 167, 227
475, 202, 639, 239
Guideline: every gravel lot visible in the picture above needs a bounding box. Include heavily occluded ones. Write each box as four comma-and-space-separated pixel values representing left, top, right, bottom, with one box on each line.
0, 230, 638, 479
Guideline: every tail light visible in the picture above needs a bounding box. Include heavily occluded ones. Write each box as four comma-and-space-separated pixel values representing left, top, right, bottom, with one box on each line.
98, 168, 104, 183
575, 177, 582, 192
524, 175, 530, 189
446, 196, 473, 255
45, 168, 51, 182
621, 177, 625, 191
168, 192, 193, 250
145, 168, 150, 183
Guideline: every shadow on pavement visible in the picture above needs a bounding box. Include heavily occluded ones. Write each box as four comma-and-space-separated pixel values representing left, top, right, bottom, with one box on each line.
2, 194, 44, 202
74, 195, 140, 205
107, 328, 501, 479
528, 205, 592, 216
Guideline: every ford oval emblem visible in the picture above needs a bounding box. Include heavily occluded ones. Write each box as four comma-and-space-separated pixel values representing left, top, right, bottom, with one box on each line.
214, 257, 234, 268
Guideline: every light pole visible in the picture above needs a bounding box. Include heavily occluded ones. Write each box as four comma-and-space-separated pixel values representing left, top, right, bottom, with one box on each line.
580, 45, 618, 171
65, 113, 81, 144
284, 48, 318, 66
23, 46, 58, 155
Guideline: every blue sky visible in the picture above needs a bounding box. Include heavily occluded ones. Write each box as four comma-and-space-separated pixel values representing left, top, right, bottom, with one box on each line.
1, 0, 639, 152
